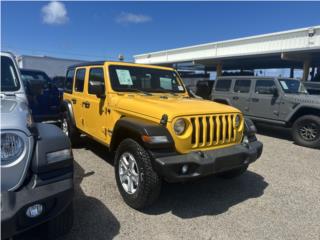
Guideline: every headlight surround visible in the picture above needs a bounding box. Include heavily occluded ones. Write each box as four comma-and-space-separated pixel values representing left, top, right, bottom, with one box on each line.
174, 118, 186, 135
1, 133, 25, 164
234, 115, 241, 128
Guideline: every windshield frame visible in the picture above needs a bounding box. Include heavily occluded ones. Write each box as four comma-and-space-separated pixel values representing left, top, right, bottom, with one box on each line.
278, 78, 309, 94
108, 65, 186, 94
20, 69, 51, 83
1, 55, 21, 93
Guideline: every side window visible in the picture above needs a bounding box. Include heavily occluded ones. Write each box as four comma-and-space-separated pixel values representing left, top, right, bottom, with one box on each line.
88, 68, 105, 94
215, 80, 232, 92
234, 80, 251, 93
65, 69, 75, 92
74, 68, 86, 92
255, 80, 276, 94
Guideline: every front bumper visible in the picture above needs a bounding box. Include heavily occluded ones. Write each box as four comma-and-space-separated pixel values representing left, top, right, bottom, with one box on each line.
153, 140, 263, 182
1, 178, 73, 239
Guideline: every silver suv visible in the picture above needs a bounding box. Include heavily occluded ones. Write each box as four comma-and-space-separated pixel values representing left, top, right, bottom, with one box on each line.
1, 52, 74, 239
212, 76, 320, 148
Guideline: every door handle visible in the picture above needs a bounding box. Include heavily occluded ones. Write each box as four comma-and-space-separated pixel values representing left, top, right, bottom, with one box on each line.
82, 101, 90, 108
71, 98, 77, 104
251, 98, 259, 102
232, 96, 239, 100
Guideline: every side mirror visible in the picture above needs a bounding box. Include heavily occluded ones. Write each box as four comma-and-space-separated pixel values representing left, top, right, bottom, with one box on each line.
271, 86, 278, 96
89, 81, 105, 98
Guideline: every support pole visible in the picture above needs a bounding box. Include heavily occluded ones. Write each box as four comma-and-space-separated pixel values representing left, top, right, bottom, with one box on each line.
290, 67, 294, 78
302, 60, 310, 81
216, 63, 222, 77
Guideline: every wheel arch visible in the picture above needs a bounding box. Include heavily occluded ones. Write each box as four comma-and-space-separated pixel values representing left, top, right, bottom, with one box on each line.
213, 98, 231, 105
109, 117, 174, 152
61, 100, 76, 126
287, 106, 320, 127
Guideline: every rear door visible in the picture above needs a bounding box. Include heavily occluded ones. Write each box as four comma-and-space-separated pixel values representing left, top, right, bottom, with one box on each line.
232, 79, 252, 114
72, 68, 87, 131
250, 79, 281, 120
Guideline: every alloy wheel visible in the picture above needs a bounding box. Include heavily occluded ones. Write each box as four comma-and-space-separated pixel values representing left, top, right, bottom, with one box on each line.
299, 122, 319, 141
118, 152, 139, 194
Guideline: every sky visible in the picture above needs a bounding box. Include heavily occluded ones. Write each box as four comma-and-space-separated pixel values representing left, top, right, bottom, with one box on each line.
2, 1, 320, 62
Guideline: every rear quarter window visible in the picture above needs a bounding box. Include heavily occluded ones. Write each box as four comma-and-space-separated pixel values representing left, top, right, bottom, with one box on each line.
215, 80, 232, 92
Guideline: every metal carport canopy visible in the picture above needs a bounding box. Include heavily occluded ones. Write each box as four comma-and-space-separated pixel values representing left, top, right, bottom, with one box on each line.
133, 26, 320, 70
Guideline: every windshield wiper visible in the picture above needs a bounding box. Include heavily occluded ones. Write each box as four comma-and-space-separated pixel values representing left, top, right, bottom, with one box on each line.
128, 88, 153, 96
152, 89, 178, 96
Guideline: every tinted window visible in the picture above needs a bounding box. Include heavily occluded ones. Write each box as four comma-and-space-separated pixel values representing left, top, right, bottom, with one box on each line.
1, 56, 20, 92
74, 69, 86, 92
255, 80, 276, 94
234, 80, 251, 93
88, 68, 104, 94
215, 80, 232, 92
65, 69, 75, 92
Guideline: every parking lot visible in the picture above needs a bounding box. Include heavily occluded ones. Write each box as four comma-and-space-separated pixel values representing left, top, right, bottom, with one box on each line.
17, 125, 320, 240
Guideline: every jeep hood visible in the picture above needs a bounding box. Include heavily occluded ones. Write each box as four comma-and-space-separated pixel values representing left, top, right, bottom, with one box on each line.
284, 94, 320, 105
115, 95, 241, 121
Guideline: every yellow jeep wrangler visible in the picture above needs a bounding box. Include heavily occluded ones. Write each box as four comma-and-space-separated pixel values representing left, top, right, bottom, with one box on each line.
62, 61, 263, 209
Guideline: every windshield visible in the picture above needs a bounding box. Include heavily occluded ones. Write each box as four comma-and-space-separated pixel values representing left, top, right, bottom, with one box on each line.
109, 65, 185, 93
278, 79, 308, 94
1, 56, 21, 92
20, 70, 51, 87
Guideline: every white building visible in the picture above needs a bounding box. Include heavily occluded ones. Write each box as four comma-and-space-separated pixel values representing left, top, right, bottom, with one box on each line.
17, 55, 85, 78
134, 26, 320, 81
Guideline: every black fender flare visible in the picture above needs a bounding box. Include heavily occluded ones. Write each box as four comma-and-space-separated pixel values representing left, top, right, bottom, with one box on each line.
110, 117, 174, 152
285, 105, 320, 124
61, 100, 76, 126
31, 123, 73, 174
213, 98, 231, 105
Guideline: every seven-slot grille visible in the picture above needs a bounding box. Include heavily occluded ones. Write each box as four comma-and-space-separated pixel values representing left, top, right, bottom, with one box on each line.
190, 114, 239, 148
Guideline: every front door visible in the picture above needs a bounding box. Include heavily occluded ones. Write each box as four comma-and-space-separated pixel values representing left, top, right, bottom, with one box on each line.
82, 67, 108, 142
231, 79, 252, 115
249, 79, 281, 120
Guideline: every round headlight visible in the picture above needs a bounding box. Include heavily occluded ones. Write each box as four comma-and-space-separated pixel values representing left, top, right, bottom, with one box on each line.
234, 115, 241, 128
174, 118, 186, 135
1, 133, 24, 163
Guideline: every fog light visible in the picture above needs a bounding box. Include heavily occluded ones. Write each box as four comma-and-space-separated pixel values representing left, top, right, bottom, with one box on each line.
182, 164, 188, 174
242, 136, 249, 145
26, 204, 43, 218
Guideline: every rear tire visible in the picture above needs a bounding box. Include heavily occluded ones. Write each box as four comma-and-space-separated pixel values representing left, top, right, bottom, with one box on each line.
217, 165, 248, 179
292, 115, 320, 148
115, 138, 162, 210
61, 111, 80, 146
45, 203, 73, 240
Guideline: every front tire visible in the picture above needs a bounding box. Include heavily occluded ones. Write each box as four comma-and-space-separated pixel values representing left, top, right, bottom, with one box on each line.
292, 115, 320, 148
115, 138, 162, 210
